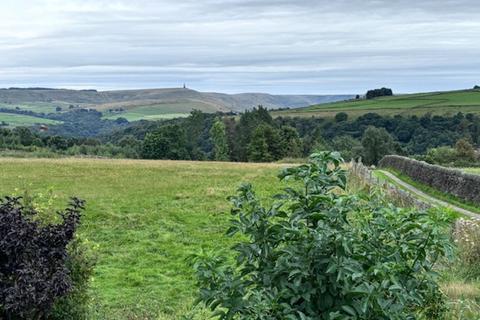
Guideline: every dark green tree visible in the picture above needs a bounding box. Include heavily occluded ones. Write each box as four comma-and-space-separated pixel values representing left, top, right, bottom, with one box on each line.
210, 118, 229, 161
142, 125, 189, 160
361, 126, 396, 165
279, 125, 303, 158
366, 87, 393, 99
331, 135, 363, 161
334, 112, 348, 122
247, 124, 282, 162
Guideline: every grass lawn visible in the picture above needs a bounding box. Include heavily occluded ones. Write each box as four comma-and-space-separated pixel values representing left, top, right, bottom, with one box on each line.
0, 158, 289, 319
273, 89, 480, 118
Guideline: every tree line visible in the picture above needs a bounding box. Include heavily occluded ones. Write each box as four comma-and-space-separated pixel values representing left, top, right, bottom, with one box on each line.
2, 107, 480, 165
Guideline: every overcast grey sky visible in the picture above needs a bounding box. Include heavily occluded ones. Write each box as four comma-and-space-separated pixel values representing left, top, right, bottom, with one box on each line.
0, 0, 479, 94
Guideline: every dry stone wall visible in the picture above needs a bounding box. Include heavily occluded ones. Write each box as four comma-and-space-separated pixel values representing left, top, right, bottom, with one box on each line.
379, 155, 480, 205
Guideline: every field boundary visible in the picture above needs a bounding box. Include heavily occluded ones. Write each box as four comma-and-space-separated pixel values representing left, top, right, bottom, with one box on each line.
379, 155, 480, 205
377, 170, 480, 219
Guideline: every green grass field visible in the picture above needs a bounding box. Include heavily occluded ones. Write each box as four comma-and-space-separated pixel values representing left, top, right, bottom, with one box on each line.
0, 112, 62, 127
0, 102, 62, 114
0, 158, 288, 319
102, 101, 221, 121
273, 89, 480, 118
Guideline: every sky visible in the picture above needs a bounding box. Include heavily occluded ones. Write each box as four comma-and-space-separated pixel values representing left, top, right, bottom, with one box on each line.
0, 0, 479, 94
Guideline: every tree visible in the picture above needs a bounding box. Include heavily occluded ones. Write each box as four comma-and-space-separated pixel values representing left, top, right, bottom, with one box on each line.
210, 118, 229, 161
12, 127, 34, 146
334, 112, 348, 122
331, 135, 363, 161
142, 125, 190, 160
361, 126, 396, 165
455, 138, 475, 162
236, 106, 274, 161
279, 125, 303, 158
0, 197, 85, 319
366, 87, 393, 99
56, 106, 62, 112
247, 124, 283, 162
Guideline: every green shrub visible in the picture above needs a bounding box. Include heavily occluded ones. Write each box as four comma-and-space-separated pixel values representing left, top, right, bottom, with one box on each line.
49, 237, 97, 320
190, 152, 453, 319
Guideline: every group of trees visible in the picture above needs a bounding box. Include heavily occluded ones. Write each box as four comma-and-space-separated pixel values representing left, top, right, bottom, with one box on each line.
0, 126, 137, 158
139, 107, 303, 162
366, 87, 393, 99
3, 106, 480, 165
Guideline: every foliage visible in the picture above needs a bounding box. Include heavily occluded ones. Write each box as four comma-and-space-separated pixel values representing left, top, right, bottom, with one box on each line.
210, 118, 230, 161
330, 135, 363, 161
49, 236, 97, 320
190, 152, 452, 319
0, 196, 85, 319
142, 124, 190, 160
424, 146, 458, 166
361, 126, 396, 165
279, 125, 303, 158
334, 112, 348, 122
455, 138, 475, 162
366, 87, 393, 99
11, 188, 98, 319
247, 124, 282, 162
453, 218, 480, 280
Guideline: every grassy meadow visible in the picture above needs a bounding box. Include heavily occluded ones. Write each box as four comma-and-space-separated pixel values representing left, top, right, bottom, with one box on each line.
273, 89, 480, 118
0, 158, 289, 319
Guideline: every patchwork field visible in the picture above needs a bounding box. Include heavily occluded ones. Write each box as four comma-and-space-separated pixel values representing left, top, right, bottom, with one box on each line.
0, 158, 288, 319
272, 89, 480, 118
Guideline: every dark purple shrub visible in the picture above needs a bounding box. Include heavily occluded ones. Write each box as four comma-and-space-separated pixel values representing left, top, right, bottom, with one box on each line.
0, 196, 85, 319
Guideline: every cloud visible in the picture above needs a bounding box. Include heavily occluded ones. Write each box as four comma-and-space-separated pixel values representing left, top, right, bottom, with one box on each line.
0, 0, 479, 93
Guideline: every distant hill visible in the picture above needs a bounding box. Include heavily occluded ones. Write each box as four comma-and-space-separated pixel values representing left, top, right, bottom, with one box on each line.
272, 89, 480, 119
0, 87, 353, 122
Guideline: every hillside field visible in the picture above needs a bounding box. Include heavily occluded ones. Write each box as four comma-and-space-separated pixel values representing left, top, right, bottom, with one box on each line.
0, 158, 288, 319
272, 89, 480, 118
0, 112, 62, 127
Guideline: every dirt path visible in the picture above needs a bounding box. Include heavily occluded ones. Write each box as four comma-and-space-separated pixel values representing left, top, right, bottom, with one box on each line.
378, 170, 480, 219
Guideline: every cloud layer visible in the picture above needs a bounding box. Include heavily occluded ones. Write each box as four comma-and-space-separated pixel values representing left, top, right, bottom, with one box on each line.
0, 0, 479, 94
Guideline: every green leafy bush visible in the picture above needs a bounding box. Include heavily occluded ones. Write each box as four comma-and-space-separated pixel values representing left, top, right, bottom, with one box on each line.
190, 152, 452, 319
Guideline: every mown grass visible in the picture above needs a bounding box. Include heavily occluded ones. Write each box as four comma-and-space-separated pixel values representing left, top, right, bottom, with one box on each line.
0, 158, 288, 319
273, 89, 480, 118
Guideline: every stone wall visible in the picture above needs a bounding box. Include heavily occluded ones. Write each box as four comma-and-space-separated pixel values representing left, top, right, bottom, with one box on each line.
379, 155, 480, 205
349, 160, 431, 210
